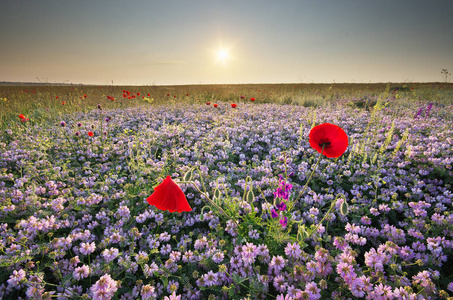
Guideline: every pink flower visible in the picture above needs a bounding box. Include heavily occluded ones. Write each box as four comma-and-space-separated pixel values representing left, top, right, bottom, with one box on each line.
80, 242, 96, 255
90, 274, 118, 300
73, 265, 90, 280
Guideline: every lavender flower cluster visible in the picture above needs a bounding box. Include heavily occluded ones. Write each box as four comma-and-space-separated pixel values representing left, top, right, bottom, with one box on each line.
0, 101, 452, 299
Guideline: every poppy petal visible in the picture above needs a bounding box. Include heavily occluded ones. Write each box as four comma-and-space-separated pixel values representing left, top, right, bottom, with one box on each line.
147, 176, 192, 213
309, 123, 348, 158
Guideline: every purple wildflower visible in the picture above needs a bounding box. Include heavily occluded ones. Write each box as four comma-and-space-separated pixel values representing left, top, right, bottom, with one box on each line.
271, 209, 278, 218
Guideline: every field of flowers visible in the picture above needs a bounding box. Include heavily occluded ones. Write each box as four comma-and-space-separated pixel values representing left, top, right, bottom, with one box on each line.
0, 83, 453, 299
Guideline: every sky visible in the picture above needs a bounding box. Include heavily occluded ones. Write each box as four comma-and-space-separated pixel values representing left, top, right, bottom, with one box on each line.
1, 0, 452, 85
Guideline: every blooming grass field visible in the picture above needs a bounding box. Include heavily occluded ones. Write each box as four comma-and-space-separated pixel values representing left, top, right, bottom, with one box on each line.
0, 83, 453, 299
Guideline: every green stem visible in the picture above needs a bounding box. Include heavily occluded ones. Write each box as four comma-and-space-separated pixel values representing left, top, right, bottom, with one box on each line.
182, 180, 240, 228
224, 270, 275, 299
308, 193, 344, 239
290, 144, 325, 210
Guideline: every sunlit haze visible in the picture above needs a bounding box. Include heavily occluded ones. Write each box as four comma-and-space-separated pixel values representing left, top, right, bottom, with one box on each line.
1, 0, 452, 85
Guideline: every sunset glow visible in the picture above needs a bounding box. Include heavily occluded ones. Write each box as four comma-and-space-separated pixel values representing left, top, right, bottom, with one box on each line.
216, 49, 229, 63
0, 1, 452, 85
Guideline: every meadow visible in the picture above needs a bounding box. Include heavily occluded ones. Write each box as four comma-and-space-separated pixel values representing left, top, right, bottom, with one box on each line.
0, 82, 452, 299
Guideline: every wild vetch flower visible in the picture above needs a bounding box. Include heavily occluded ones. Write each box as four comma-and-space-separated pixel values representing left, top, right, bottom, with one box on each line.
240, 95, 245, 99
80, 242, 96, 255
164, 292, 181, 300
276, 201, 286, 211
77, 122, 82, 127
60, 121, 66, 127
102, 248, 119, 263
285, 242, 302, 259
425, 103, 433, 116
7, 269, 26, 288
280, 216, 288, 227
309, 123, 348, 158
206, 102, 211, 105
141, 285, 156, 300
90, 274, 118, 300
414, 107, 423, 119
274, 176, 292, 200
97, 104, 102, 110
271, 209, 278, 218
73, 265, 90, 280
147, 176, 192, 213
75, 132, 80, 136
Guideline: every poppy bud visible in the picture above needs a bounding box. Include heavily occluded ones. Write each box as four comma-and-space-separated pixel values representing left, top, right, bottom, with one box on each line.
247, 190, 254, 202
340, 200, 349, 216
184, 169, 193, 182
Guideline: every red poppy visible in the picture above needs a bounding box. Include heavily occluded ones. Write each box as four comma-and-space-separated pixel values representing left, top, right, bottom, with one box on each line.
84, 95, 87, 98
19, 114, 26, 119
167, 93, 170, 96
213, 104, 218, 108
206, 102, 211, 105
186, 93, 189, 96
62, 101, 66, 105
250, 97, 256, 102
309, 123, 348, 158
147, 176, 192, 213
56, 96, 59, 99
174, 95, 177, 98
231, 103, 237, 108
87, 131, 94, 137
137, 93, 140, 96
147, 93, 151, 96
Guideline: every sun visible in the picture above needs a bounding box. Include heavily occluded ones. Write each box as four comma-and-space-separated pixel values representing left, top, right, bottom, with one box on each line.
216, 49, 229, 63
